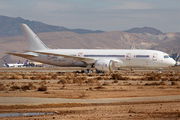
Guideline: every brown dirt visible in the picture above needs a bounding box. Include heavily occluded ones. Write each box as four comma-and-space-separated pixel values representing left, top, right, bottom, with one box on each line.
0, 67, 180, 119
0, 101, 180, 120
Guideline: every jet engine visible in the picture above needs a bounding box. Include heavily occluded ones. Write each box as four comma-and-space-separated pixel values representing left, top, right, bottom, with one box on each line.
94, 59, 116, 72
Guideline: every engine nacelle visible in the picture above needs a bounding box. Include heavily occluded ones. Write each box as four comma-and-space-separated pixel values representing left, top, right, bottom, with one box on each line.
94, 59, 116, 72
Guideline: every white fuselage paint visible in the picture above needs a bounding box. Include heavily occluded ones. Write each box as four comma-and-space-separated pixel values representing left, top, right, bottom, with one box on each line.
25, 49, 175, 68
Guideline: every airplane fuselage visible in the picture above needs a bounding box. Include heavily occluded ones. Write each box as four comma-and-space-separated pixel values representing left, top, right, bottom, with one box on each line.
3, 63, 25, 67
25, 49, 175, 68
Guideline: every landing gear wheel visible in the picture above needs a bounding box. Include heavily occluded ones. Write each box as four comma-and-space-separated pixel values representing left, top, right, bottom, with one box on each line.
158, 68, 163, 73
95, 69, 104, 73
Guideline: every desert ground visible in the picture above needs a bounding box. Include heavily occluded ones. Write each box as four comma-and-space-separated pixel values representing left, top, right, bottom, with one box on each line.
0, 67, 180, 119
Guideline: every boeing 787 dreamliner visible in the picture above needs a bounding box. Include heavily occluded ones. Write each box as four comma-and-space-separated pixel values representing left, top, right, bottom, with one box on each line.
6, 24, 176, 72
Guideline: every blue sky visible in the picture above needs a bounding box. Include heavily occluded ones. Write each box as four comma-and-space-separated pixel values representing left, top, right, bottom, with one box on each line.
0, 0, 179, 32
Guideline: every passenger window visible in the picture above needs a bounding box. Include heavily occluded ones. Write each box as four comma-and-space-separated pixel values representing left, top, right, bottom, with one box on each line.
164, 55, 169, 58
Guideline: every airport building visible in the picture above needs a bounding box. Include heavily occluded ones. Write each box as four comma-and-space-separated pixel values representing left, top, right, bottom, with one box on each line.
27, 62, 44, 67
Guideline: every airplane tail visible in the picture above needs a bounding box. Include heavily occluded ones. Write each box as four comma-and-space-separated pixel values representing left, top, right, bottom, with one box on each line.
17, 60, 20, 64
20, 24, 49, 51
23, 60, 28, 65
4, 61, 9, 67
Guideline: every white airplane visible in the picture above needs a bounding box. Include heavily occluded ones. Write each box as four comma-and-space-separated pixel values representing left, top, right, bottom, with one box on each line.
3, 60, 20, 67
6, 24, 176, 72
4, 60, 28, 67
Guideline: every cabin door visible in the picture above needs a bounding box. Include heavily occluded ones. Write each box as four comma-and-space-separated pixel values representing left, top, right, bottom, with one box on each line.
126, 53, 131, 60
152, 53, 158, 61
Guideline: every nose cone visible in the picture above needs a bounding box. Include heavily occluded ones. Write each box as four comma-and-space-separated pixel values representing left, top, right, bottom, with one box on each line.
163, 58, 176, 67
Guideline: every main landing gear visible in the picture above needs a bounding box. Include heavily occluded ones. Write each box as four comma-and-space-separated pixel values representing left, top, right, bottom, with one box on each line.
80, 69, 93, 73
79, 69, 104, 73
86, 65, 92, 73
95, 69, 105, 73
78, 65, 105, 73
79, 64, 93, 73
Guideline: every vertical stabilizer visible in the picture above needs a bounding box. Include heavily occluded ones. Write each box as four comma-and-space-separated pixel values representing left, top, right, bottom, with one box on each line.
17, 60, 20, 64
20, 24, 49, 51
23, 60, 28, 65
4, 61, 9, 67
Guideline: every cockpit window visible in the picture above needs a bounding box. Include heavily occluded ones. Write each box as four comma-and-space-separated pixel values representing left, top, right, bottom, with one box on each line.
164, 55, 170, 58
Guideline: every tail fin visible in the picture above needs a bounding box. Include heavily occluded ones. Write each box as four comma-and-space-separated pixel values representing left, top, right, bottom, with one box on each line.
17, 60, 20, 64
20, 24, 49, 51
4, 61, 9, 67
23, 60, 28, 65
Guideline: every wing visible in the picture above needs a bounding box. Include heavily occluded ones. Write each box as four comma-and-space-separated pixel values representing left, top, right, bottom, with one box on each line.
27, 51, 96, 64
6, 52, 38, 58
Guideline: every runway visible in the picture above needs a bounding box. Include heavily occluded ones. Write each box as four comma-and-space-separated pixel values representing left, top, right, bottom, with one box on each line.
0, 95, 180, 105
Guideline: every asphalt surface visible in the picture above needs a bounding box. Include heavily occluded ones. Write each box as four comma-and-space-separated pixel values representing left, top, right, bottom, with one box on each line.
0, 95, 180, 105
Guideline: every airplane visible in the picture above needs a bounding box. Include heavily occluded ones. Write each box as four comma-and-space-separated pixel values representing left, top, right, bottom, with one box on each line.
6, 24, 176, 72
4, 60, 28, 67
3, 60, 20, 67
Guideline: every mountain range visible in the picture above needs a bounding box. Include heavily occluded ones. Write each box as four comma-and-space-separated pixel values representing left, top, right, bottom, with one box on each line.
0, 15, 104, 37
0, 15, 180, 65
124, 27, 163, 35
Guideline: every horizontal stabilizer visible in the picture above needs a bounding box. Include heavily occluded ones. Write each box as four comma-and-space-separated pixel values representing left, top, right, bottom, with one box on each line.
6, 52, 38, 58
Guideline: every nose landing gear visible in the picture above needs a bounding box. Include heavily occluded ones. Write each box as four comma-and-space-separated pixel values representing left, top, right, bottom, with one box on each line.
157, 67, 163, 73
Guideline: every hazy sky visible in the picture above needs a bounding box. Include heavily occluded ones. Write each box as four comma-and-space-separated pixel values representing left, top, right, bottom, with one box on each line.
0, 0, 180, 32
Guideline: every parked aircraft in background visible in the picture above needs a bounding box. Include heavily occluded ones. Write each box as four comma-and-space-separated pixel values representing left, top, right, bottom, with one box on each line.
4, 60, 20, 67
6, 24, 176, 72
4, 60, 28, 67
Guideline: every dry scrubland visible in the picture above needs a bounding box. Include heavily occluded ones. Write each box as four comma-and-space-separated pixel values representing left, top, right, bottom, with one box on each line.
0, 68, 180, 119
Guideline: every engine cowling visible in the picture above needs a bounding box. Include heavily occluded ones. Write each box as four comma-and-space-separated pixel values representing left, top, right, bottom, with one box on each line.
94, 59, 116, 72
